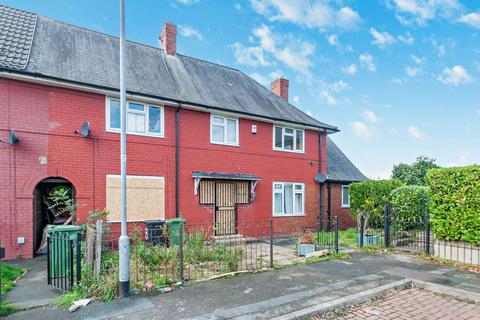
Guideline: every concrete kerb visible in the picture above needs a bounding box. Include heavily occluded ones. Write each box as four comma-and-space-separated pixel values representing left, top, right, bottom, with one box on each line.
270, 278, 480, 320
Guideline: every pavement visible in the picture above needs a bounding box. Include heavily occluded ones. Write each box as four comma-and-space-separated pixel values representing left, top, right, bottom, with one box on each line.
3, 255, 60, 310
4, 252, 480, 320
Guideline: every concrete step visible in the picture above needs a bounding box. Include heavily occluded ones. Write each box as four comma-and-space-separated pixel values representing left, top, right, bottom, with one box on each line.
188, 274, 410, 320
212, 234, 246, 244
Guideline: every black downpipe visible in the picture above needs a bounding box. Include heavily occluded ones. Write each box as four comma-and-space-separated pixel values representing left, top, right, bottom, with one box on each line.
327, 183, 332, 230
175, 107, 180, 218
319, 132, 324, 231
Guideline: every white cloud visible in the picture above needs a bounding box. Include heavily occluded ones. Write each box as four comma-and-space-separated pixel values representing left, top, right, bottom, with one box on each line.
249, 0, 361, 30
351, 121, 374, 138
178, 25, 203, 40
408, 126, 425, 140
327, 34, 338, 46
330, 80, 348, 92
249, 72, 269, 86
359, 53, 376, 72
293, 96, 300, 104
410, 54, 424, 64
321, 90, 337, 106
398, 32, 414, 45
362, 110, 379, 123
342, 64, 357, 75
392, 77, 404, 84
474, 109, 480, 116
387, 0, 463, 26
175, 0, 199, 5
231, 42, 270, 67
234, 3, 242, 11
405, 65, 422, 77
370, 27, 395, 48
437, 65, 474, 86
459, 12, 480, 28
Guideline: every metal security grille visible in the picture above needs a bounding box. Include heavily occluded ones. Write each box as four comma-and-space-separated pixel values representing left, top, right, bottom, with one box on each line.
215, 181, 237, 235
47, 232, 81, 291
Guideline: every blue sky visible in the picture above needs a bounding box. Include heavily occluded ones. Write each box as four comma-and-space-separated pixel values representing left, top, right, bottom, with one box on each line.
4, 0, 480, 178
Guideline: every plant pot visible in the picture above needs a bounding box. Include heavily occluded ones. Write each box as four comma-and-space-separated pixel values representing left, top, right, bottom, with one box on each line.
296, 243, 316, 257
356, 234, 381, 246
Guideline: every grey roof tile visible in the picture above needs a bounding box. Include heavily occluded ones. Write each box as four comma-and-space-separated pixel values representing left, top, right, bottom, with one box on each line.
0, 5, 36, 69
325, 137, 367, 182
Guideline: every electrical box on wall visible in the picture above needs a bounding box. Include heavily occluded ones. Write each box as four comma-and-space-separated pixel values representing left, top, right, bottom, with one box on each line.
252, 125, 257, 134
17, 237, 26, 245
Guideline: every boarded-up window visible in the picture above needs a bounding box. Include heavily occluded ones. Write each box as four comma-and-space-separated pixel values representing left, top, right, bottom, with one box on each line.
106, 175, 165, 222
235, 181, 249, 204
199, 180, 215, 204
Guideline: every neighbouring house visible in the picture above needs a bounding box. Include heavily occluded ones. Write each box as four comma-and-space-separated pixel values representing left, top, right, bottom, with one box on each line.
0, 5, 367, 259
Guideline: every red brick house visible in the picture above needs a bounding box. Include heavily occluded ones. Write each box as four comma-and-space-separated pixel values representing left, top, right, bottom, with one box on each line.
0, 5, 366, 259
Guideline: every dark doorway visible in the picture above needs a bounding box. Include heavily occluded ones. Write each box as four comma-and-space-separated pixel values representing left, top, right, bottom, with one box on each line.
32, 177, 76, 256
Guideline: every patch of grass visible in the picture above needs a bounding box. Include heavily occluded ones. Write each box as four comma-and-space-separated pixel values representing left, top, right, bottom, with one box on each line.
413, 253, 480, 273
272, 263, 285, 270
315, 228, 358, 248
0, 263, 25, 298
55, 290, 84, 307
293, 252, 351, 265
0, 302, 16, 317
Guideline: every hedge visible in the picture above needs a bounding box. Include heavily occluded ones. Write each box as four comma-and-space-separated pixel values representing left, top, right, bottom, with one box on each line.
350, 179, 404, 228
426, 165, 480, 244
390, 185, 430, 230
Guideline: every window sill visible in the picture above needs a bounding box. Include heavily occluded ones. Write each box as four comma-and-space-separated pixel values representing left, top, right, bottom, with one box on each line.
273, 148, 305, 154
342, 205, 350, 208
272, 213, 305, 217
106, 128, 164, 138
210, 141, 240, 147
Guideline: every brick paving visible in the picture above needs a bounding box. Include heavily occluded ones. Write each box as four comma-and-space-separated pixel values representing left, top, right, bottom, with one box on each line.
315, 288, 480, 320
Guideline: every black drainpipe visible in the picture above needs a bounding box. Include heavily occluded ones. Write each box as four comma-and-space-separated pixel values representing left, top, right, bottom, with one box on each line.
175, 106, 181, 218
319, 132, 324, 231
327, 182, 332, 231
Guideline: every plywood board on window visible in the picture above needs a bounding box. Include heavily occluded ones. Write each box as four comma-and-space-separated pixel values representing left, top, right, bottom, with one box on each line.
106, 175, 165, 222
199, 180, 215, 204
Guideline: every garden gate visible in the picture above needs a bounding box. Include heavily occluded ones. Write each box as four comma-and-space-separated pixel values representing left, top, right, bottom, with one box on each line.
47, 232, 81, 291
384, 205, 431, 254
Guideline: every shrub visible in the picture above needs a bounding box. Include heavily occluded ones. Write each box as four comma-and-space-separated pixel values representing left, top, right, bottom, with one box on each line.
392, 156, 439, 185
350, 179, 404, 229
426, 165, 480, 244
390, 185, 430, 230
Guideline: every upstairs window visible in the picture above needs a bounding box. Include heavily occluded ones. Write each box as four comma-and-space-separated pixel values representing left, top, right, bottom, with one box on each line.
107, 98, 164, 137
210, 115, 239, 146
342, 185, 350, 208
273, 182, 304, 216
274, 126, 304, 152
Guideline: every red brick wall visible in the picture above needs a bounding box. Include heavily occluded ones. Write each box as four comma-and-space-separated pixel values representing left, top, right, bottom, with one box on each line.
320, 183, 356, 230
0, 78, 331, 259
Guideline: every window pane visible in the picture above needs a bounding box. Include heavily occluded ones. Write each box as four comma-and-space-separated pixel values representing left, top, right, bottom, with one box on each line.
275, 127, 283, 148
148, 106, 161, 134
274, 192, 283, 214
128, 102, 144, 112
127, 113, 136, 132
109, 99, 120, 129
295, 193, 303, 213
284, 134, 294, 150
343, 187, 349, 206
285, 128, 294, 135
135, 114, 145, 133
295, 130, 304, 151
274, 183, 283, 190
226, 119, 237, 143
213, 116, 224, 125
284, 184, 293, 214
294, 184, 303, 190
212, 125, 224, 142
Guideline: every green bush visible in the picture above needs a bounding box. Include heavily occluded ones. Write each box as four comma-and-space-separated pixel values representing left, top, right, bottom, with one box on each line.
350, 179, 404, 228
426, 165, 480, 244
390, 185, 430, 229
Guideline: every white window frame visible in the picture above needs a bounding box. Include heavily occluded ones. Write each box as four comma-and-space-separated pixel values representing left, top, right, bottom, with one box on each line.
106, 97, 165, 138
273, 125, 305, 153
342, 185, 350, 208
210, 114, 239, 146
272, 182, 305, 217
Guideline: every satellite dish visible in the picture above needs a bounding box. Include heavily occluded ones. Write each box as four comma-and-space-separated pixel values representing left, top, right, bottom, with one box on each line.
314, 173, 327, 184
78, 121, 91, 137
8, 129, 20, 145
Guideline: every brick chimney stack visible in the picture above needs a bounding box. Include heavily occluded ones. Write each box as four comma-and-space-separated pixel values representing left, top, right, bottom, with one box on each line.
271, 78, 289, 101
160, 22, 177, 55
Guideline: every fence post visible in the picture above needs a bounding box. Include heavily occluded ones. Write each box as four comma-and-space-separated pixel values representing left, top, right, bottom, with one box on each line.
334, 216, 339, 253
384, 205, 390, 248
359, 215, 364, 248
425, 208, 430, 255
179, 223, 184, 281
76, 232, 82, 284
269, 219, 274, 269
47, 236, 51, 286
69, 237, 74, 291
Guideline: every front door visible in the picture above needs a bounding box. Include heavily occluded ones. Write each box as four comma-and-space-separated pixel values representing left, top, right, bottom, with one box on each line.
215, 181, 236, 235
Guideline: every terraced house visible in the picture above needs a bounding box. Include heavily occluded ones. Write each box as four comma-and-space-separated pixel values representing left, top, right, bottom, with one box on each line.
0, 5, 366, 259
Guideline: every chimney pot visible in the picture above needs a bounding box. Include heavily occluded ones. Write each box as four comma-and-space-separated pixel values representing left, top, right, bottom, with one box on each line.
271, 78, 289, 101
160, 22, 177, 55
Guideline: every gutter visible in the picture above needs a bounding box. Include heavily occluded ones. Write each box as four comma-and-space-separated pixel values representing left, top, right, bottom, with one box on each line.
0, 69, 340, 133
